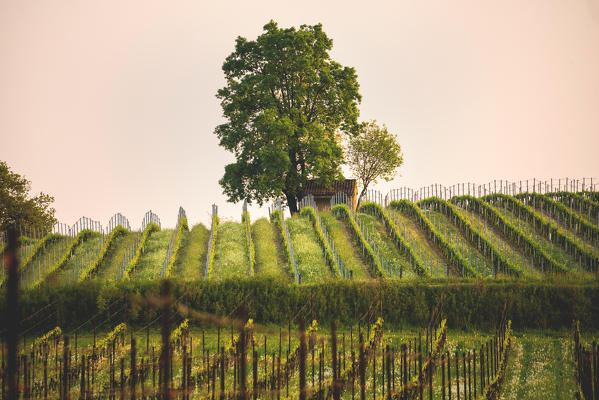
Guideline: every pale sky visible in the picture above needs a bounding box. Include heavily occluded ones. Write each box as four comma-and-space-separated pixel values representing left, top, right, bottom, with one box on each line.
1, 0, 598, 228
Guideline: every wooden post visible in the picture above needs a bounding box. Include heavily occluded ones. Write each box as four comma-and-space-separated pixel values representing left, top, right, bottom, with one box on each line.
359, 333, 365, 400
447, 351, 451, 400
131, 336, 137, 400
456, 352, 460, 400
441, 353, 446, 400
386, 345, 391, 400
220, 347, 225, 400
299, 320, 307, 400
332, 322, 339, 400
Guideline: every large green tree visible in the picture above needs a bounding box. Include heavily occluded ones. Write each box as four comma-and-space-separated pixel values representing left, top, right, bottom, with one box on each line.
0, 161, 56, 232
215, 20, 361, 213
346, 121, 404, 206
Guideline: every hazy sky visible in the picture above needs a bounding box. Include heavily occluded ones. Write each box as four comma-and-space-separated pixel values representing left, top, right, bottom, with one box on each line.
1, 0, 598, 228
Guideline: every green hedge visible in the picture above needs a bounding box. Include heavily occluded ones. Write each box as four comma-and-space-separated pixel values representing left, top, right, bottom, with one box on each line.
418, 197, 521, 277
7, 278, 599, 333
357, 202, 427, 277
300, 206, 340, 278
165, 217, 188, 278
123, 223, 160, 279
389, 200, 477, 277
452, 195, 568, 273
331, 204, 383, 277
79, 226, 129, 281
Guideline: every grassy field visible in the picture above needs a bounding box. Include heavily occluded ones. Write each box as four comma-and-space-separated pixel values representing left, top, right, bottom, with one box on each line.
355, 212, 418, 279
93, 231, 137, 282
212, 221, 250, 280
131, 229, 173, 280
252, 218, 289, 280
286, 215, 332, 283
500, 332, 577, 400
175, 223, 209, 279
319, 211, 371, 280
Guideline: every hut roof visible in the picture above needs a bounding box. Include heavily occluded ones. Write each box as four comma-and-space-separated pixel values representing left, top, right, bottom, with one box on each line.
303, 179, 357, 196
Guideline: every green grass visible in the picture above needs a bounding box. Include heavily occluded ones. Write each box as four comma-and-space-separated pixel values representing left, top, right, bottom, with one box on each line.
174, 223, 209, 279
355, 212, 418, 279
93, 231, 138, 282
49, 234, 104, 284
319, 212, 371, 280
252, 218, 289, 280
286, 215, 332, 283
131, 229, 173, 280
500, 333, 577, 399
211, 221, 249, 280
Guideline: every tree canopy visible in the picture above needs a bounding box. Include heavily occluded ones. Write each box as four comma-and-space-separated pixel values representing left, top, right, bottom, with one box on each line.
346, 121, 404, 205
0, 161, 56, 232
215, 20, 361, 213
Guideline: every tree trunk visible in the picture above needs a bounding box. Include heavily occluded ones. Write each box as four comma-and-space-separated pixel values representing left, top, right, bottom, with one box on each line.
357, 185, 369, 208
285, 192, 299, 215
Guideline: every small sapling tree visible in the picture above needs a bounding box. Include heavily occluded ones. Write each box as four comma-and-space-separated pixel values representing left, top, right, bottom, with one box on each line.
346, 121, 403, 206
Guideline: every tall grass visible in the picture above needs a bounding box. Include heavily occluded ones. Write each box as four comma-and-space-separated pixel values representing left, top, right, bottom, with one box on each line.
252, 218, 289, 280
211, 221, 249, 280
319, 212, 371, 280
175, 223, 209, 279
286, 215, 332, 283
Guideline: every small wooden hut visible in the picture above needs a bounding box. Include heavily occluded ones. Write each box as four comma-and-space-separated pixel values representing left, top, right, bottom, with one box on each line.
302, 179, 358, 211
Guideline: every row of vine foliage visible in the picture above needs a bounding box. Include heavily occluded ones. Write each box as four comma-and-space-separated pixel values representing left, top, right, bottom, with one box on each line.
205, 214, 219, 279
389, 200, 476, 277
546, 191, 599, 228
165, 217, 188, 278
418, 197, 521, 277
483, 193, 597, 269
331, 204, 383, 277
242, 211, 255, 276
123, 223, 160, 279
357, 201, 427, 277
573, 321, 597, 400
36, 230, 100, 287
478, 321, 512, 399
451, 195, 568, 273
269, 210, 295, 279
390, 319, 447, 399
300, 206, 340, 278
547, 191, 599, 217
516, 192, 599, 239
78, 226, 129, 281
10, 278, 599, 333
